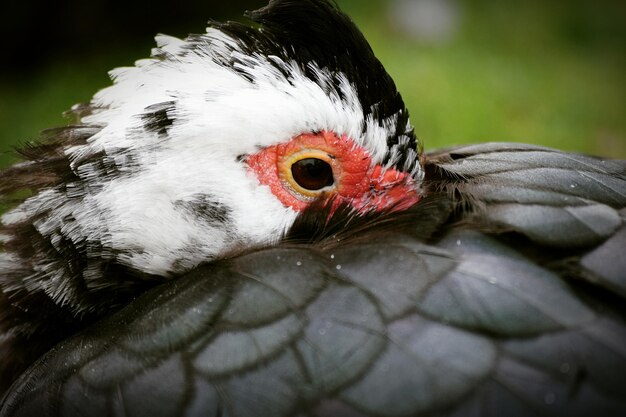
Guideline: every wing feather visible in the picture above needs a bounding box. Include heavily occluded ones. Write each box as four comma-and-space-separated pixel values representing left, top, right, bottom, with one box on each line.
2, 144, 625, 416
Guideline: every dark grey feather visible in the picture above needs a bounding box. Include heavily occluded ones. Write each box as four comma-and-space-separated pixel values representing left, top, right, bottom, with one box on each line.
3, 141, 626, 417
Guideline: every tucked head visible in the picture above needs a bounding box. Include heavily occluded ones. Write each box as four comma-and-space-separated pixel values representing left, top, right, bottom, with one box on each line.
0, 0, 422, 308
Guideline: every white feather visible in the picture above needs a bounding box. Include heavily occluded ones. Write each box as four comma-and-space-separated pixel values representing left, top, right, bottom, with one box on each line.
2, 29, 417, 278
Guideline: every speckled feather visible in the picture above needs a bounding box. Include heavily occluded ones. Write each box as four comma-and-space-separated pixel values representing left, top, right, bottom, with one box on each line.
1, 0, 626, 415
2, 143, 626, 416
0, 0, 419, 392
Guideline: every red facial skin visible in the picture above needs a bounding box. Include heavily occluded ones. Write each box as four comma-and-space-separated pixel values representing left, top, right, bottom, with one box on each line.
247, 131, 420, 213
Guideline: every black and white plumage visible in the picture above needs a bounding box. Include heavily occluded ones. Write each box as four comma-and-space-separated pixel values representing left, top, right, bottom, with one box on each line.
1, 1, 625, 416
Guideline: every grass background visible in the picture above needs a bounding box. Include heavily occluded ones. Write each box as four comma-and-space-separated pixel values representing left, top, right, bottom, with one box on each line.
0, 0, 624, 171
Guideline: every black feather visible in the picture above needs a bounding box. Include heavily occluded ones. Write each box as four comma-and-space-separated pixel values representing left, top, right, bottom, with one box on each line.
1, 1, 626, 414
141, 101, 176, 136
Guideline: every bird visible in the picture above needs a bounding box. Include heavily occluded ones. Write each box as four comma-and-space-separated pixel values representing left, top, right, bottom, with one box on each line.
0, 0, 625, 416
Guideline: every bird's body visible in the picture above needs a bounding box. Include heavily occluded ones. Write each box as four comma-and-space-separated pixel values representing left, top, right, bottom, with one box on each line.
1, 1, 625, 416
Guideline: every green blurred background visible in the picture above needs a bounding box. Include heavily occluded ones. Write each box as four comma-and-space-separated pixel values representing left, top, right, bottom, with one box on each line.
1, 0, 624, 171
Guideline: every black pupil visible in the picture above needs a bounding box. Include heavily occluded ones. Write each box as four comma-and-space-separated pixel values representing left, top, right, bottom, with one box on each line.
291, 158, 334, 191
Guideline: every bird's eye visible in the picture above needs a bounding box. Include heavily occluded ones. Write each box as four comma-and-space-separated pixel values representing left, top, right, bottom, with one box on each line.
248, 131, 417, 212
247, 132, 362, 208
277, 149, 338, 199
291, 158, 334, 191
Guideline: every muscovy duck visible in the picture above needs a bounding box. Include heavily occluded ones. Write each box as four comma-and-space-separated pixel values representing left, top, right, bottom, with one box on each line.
1, 0, 625, 415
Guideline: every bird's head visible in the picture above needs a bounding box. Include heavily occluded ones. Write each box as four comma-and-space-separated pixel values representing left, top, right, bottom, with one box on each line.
0, 0, 422, 315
